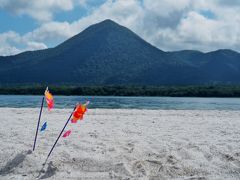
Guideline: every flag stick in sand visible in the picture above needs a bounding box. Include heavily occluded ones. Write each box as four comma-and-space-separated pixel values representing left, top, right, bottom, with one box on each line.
44, 106, 76, 164
37, 106, 75, 178
33, 96, 45, 151
37, 106, 76, 178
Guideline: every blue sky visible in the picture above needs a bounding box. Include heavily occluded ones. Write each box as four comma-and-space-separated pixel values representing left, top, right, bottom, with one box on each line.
0, 0, 239, 56
0, 12, 36, 35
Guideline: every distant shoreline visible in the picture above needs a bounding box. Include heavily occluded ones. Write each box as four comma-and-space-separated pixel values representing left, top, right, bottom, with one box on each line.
0, 85, 240, 97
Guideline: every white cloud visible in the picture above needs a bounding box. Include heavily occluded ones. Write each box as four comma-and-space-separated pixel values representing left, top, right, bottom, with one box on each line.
0, 0, 80, 22
24, 21, 75, 43
0, 0, 240, 55
144, 0, 190, 17
0, 31, 21, 56
26, 42, 48, 51
0, 46, 21, 56
0, 31, 47, 56
140, 0, 240, 52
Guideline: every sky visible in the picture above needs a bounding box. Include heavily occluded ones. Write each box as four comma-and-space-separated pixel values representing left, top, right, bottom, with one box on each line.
0, 0, 239, 56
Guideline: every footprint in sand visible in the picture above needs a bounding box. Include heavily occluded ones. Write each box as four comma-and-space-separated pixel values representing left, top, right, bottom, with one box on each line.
122, 142, 135, 153
145, 160, 164, 176
222, 153, 240, 170
110, 163, 132, 178
131, 161, 146, 177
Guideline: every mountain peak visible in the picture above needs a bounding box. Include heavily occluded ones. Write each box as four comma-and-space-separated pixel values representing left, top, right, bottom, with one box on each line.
87, 19, 124, 32
98, 19, 117, 25
56, 18, 159, 53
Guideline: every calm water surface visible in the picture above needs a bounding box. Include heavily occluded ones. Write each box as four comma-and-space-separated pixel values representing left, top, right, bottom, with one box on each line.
0, 95, 239, 110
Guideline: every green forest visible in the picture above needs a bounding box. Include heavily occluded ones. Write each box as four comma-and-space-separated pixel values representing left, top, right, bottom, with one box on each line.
0, 85, 240, 97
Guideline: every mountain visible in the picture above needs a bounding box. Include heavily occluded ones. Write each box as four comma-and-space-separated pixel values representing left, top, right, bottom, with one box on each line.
0, 19, 240, 85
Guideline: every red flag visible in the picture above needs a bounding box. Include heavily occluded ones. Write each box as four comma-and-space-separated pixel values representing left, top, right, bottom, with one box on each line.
71, 101, 89, 123
63, 130, 71, 138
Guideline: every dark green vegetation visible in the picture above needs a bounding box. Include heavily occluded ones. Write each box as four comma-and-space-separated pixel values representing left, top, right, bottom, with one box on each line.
0, 19, 240, 86
0, 85, 240, 97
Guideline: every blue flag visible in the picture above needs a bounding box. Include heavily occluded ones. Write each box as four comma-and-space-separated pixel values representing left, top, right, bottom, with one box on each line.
40, 122, 47, 132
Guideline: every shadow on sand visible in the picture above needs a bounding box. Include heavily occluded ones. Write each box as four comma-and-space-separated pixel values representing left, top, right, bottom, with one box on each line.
0, 150, 32, 176
39, 161, 57, 179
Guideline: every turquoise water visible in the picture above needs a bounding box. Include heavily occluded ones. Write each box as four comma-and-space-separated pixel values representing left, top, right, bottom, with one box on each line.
0, 95, 239, 110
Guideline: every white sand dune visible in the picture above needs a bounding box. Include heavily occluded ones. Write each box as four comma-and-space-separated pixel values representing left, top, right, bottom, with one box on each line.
1, 108, 240, 179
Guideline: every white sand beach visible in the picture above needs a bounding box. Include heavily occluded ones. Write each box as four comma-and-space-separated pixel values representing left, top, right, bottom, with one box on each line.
1, 108, 240, 179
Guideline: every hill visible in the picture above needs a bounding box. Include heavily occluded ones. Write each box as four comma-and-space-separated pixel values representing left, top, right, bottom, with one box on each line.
0, 19, 240, 85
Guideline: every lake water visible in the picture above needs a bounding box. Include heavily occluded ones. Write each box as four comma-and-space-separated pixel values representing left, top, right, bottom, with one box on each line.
0, 95, 239, 110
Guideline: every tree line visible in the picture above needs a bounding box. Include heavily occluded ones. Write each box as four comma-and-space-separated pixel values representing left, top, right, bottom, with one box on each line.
0, 85, 240, 97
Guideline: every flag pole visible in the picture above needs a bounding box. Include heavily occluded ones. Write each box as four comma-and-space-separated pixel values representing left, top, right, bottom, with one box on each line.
44, 106, 76, 163
33, 96, 44, 151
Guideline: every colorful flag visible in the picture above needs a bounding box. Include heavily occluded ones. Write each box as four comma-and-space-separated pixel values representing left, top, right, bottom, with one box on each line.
45, 87, 54, 110
71, 101, 89, 123
44, 104, 90, 164
40, 122, 47, 132
63, 130, 71, 138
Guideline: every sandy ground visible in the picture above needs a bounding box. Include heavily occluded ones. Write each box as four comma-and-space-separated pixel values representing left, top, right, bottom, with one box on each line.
1, 108, 240, 179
